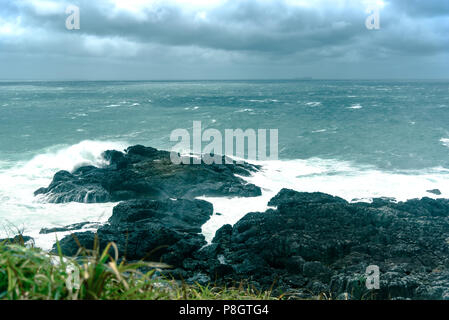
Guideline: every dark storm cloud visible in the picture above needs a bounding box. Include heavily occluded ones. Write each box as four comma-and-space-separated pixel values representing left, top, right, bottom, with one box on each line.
0, 0, 448, 79
391, 0, 449, 18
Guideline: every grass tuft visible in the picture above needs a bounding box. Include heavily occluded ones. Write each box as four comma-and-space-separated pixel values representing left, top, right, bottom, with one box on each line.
0, 240, 275, 300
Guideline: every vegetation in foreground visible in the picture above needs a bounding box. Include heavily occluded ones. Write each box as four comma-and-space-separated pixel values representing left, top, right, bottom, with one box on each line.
0, 238, 276, 300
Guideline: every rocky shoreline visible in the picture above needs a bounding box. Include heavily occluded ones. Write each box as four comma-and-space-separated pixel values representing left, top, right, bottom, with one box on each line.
29, 145, 449, 300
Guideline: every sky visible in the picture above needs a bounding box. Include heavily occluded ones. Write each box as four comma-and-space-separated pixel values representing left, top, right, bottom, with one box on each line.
0, 0, 448, 80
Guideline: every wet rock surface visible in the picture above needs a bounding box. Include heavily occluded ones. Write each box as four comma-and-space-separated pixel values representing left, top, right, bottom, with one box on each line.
41, 145, 449, 300
39, 222, 100, 234
427, 189, 442, 196
0, 235, 34, 246
35, 145, 261, 203
55, 188, 449, 299
55, 198, 213, 264
196, 189, 449, 299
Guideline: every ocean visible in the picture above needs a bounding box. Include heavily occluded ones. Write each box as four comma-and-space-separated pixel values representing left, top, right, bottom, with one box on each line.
1, 80, 449, 248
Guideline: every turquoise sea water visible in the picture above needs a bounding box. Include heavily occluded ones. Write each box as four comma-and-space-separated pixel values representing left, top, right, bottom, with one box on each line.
1, 80, 449, 247
1, 80, 449, 168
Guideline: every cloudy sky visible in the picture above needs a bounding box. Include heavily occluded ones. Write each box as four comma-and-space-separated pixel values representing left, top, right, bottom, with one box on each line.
0, 0, 448, 80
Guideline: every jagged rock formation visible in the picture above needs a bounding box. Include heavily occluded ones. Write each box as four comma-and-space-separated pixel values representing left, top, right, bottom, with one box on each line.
35, 145, 261, 203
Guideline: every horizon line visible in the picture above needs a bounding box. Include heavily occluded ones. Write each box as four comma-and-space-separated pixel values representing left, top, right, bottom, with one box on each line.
1, 78, 449, 82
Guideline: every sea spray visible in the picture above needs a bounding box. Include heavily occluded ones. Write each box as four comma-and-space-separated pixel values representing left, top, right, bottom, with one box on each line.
0, 140, 127, 249
200, 158, 449, 243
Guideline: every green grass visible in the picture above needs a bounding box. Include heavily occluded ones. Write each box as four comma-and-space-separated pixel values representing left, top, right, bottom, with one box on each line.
0, 239, 275, 300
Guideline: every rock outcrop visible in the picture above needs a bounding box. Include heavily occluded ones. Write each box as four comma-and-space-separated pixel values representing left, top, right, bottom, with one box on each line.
195, 189, 449, 299
55, 198, 213, 265
56, 188, 449, 299
39, 222, 100, 234
0, 235, 34, 246
35, 145, 261, 203
41, 145, 449, 300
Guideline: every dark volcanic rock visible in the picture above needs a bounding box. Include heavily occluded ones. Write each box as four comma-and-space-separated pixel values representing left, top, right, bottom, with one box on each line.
55, 231, 97, 256
196, 189, 449, 300
35, 145, 261, 203
50, 184, 449, 300
55, 198, 213, 265
0, 235, 34, 246
39, 222, 100, 234
427, 189, 442, 196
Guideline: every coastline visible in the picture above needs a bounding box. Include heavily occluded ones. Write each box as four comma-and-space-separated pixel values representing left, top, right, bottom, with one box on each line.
3, 140, 449, 249
3, 145, 449, 300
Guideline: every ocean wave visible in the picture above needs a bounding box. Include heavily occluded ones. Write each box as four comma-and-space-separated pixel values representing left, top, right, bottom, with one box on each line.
347, 104, 363, 109
440, 138, 449, 148
235, 108, 254, 113
0, 140, 127, 248
19, 140, 128, 176
247, 99, 279, 103
305, 101, 322, 107
3, 141, 449, 248
200, 158, 449, 242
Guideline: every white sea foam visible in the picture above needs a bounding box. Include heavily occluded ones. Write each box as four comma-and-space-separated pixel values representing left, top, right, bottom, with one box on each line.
200, 158, 449, 243
347, 104, 363, 109
0, 140, 128, 249
248, 99, 277, 103
440, 138, 449, 148
235, 108, 254, 113
3, 140, 449, 250
305, 102, 322, 107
